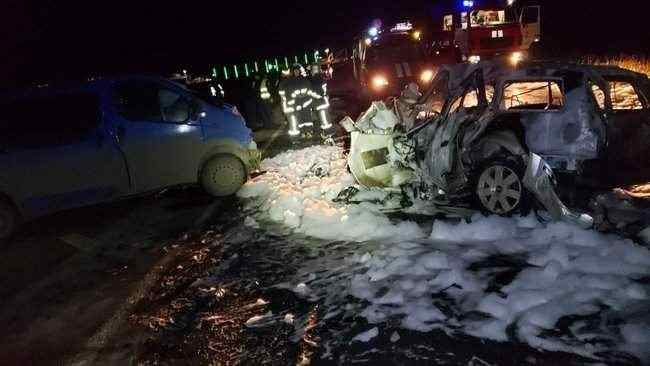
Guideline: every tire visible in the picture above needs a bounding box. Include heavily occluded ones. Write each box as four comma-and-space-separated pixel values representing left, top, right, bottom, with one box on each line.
472, 157, 530, 216
0, 199, 19, 241
200, 154, 247, 197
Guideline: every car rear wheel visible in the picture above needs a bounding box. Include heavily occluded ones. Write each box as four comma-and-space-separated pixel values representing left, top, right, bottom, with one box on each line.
201, 154, 247, 197
474, 158, 528, 216
0, 200, 18, 241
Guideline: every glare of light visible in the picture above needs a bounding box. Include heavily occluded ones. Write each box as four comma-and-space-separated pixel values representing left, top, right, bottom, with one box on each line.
365, 38, 372, 46
463, 0, 474, 7
281, 69, 290, 76
420, 69, 434, 83
468, 55, 481, 64
412, 30, 421, 40
507, 0, 515, 5
368, 27, 379, 37
177, 124, 192, 133
510, 51, 524, 66
325, 48, 330, 54
371, 75, 389, 90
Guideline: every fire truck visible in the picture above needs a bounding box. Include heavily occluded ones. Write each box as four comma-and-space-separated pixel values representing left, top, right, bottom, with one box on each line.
345, 21, 436, 100
432, 1, 541, 65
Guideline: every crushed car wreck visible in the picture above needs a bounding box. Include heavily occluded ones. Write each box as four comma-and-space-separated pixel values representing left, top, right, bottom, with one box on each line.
341, 60, 650, 227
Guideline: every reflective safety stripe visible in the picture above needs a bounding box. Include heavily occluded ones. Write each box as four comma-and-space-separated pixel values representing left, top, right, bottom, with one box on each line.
287, 100, 296, 105
302, 99, 313, 108
288, 115, 300, 136
320, 110, 332, 129
316, 95, 330, 110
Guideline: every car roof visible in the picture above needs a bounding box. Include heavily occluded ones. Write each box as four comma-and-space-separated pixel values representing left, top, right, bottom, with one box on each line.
437, 60, 648, 94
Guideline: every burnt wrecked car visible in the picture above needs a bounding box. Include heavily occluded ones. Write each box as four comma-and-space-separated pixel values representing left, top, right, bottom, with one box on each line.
340, 60, 650, 227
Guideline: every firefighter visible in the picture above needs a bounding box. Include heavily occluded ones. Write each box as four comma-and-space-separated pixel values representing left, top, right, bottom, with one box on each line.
309, 64, 332, 134
278, 64, 316, 137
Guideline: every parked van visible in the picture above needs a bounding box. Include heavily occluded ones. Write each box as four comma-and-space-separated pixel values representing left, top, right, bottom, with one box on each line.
0, 76, 259, 239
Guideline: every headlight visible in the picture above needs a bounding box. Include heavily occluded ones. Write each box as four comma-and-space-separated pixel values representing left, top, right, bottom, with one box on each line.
371, 75, 389, 90
468, 55, 481, 64
510, 51, 524, 66
420, 69, 434, 83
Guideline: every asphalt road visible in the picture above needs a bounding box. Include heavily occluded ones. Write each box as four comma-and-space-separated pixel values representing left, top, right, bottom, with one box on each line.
1, 103, 648, 365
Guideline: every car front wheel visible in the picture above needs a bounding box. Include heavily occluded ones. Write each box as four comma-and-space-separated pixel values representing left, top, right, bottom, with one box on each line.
474, 158, 528, 216
0, 199, 18, 241
200, 154, 247, 197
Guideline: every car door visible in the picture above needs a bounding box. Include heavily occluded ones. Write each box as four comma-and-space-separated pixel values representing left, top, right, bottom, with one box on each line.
600, 76, 650, 185
422, 70, 488, 192
110, 79, 204, 193
0, 91, 130, 218
520, 6, 541, 49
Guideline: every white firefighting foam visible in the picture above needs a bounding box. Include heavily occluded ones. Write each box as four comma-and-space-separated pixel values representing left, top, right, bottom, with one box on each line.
238, 145, 650, 362
238, 145, 424, 242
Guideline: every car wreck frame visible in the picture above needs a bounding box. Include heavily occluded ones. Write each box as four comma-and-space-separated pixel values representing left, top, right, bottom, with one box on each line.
343, 60, 650, 228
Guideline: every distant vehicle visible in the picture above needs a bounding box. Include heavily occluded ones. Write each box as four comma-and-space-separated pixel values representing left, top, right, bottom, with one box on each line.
333, 22, 436, 101
0, 76, 259, 240
434, 3, 541, 65
346, 61, 650, 227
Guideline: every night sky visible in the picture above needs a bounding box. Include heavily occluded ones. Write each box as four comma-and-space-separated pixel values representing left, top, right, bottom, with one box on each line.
2, 0, 649, 88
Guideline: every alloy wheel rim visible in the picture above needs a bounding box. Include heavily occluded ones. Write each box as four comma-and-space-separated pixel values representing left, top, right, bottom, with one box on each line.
477, 165, 522, 214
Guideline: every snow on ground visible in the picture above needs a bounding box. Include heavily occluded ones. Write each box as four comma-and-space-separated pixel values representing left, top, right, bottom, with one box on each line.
238, 145, 650, 362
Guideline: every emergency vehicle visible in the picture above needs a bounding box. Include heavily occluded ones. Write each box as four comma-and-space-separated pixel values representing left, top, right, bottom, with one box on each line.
433, 1, 540, 65
350, 22, 436, 100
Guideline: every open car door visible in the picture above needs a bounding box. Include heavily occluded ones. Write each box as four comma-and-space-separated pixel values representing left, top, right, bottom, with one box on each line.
520, 5, 541, 50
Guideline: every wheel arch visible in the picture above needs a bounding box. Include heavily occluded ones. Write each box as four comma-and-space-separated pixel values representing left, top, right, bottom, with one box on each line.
472, 129, 527, 165
197, 139, 255, 181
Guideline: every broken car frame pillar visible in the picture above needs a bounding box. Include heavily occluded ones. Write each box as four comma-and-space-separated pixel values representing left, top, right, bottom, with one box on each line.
523, 153, 594, 229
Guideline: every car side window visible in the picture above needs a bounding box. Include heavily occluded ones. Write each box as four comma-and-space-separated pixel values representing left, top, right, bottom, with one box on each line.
0, 92, 100, 150
116, 81, 190, 123
462, 89, 479, 108
608, 80, 644, 111
501, 81, 564, 111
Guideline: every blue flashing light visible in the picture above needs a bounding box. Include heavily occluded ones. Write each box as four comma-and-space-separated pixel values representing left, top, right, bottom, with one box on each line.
368, 27, 379, 37
462, 0, 474, 7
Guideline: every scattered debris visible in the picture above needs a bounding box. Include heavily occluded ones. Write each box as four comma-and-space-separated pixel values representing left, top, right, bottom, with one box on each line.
352, 327, 379, 343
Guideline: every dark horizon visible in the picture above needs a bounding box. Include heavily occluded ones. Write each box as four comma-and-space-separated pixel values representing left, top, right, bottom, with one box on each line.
2, 0, 649, 88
